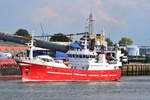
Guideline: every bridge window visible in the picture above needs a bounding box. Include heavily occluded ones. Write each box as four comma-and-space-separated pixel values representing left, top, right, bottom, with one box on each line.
83, 55, 85, 58
92, 55, 94, 58
86, 55, 89, 58
41, 58, 53, 62
90, 55, 93, 58
79, 55, 82, 58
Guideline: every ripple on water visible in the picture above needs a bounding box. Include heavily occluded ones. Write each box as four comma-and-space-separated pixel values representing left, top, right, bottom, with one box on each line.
0, 76, 150, 100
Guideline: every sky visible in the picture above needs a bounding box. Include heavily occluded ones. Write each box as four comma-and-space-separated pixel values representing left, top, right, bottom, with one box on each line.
0, 0, 150, 45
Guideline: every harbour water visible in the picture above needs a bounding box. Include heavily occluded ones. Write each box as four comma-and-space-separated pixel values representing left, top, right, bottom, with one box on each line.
0, 76, 150, 100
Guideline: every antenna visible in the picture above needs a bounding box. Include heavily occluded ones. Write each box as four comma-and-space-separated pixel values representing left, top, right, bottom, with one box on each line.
101, 27, 105, 36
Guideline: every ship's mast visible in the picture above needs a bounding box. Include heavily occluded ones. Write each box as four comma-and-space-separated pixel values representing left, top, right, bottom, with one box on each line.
88, 13, 94, 35
84, 32, 88, 49
29, 35, 34, 60
83, 13, 94, 49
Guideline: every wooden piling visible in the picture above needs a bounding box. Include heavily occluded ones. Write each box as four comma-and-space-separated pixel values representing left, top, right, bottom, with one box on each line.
122, 63, 150, 76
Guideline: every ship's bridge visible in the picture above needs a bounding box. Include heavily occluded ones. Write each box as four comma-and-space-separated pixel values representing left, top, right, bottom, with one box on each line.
67, 49, 97, 58
67, 49, 97, 70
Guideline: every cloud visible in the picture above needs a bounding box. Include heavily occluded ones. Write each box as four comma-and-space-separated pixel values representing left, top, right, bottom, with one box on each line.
117, 0, 150, 9
95, 0, 103, 6
76, 0, 126, 25
32, 0, 127, 27
95, 11, 121, 24
33, 8, 57, 22
32, 7, 75, 25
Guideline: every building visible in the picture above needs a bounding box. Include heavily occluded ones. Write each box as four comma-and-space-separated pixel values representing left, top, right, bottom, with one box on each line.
126, 45, 140, 56
0, 40, 29, 57
139, 46, 150, 55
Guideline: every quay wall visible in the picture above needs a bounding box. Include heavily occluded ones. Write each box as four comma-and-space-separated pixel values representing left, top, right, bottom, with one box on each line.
0, 64, 21, 78
122, 63, 150, 76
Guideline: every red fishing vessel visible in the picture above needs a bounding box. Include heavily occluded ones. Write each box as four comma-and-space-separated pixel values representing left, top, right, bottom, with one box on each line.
17, 14, 122, 82
16, 33, 122, 82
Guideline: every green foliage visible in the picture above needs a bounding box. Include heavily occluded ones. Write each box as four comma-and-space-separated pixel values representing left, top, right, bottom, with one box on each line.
106, 38, 113, 46
14, 29, 31, 38
50, 33, 72, 42
118, 37, 133, 46
121, 48, 128, 56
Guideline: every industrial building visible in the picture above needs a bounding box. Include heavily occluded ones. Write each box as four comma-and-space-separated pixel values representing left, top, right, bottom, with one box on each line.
139, 46, 150, 55
0, 40, 29, 57
126, 45, 140, 56
125, 45, 150, 56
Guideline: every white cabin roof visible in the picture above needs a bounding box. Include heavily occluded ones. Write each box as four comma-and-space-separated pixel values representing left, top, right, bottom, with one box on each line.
37, 55, 53, 60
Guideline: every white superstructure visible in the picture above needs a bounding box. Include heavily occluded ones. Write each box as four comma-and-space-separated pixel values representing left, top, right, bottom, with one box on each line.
67, 31, 122, 71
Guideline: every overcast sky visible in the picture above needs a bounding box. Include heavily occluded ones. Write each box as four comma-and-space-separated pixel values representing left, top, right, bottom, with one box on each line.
0, 0, 150, 45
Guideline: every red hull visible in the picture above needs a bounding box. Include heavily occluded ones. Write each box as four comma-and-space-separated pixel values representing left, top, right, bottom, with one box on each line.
19, 62, 121, 82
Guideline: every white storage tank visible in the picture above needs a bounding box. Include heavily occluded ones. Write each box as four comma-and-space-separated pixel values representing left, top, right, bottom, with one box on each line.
126, 45, 139, 56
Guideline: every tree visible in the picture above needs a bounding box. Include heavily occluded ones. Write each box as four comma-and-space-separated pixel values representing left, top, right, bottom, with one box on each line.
120, 48, 128, 56
14, 29, 31, 38
118, 37, 133, 46
106, 38, 113, 46
50, 33, 72, 42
